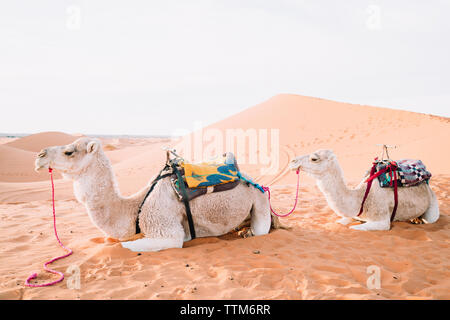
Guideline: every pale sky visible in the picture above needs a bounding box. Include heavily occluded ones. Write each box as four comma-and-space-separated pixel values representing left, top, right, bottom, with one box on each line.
1, 1, 449, 136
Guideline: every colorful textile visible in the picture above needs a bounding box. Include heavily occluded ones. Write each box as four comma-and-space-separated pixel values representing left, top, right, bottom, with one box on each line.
181, 157, 239, 188
237, 172, 265, 193
171, 178, 240, 201
375, 159, 432, 188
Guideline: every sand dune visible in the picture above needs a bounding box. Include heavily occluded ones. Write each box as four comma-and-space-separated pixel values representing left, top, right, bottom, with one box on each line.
194, 94, 450, 184
0, 132, 79, 183
0, 145, 62, 183
0, 94, 448, 300
5, 131, 79, 153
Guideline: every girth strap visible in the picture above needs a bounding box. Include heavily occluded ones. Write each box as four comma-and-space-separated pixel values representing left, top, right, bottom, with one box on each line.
171, 162, 196, 240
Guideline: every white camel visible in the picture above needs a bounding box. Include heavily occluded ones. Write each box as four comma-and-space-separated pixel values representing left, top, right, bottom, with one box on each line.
35, 137, 279, 252
289, 149, 439, 231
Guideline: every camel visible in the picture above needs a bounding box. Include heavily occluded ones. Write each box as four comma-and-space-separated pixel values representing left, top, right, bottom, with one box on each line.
35, 137, 280, 252
289, 149, 439, 231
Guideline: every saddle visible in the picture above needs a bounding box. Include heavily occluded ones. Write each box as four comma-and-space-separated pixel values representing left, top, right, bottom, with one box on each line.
358, 157, 432, 222
171, 153, 241, 201
374, 159, 431, 188
136, 152, 243, 239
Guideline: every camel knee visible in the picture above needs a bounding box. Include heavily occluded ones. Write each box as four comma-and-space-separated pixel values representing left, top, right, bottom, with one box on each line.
251, 221, 270, 236
421, 203, 440, 224
421, 188, 440, 224
250, 209, 271, 236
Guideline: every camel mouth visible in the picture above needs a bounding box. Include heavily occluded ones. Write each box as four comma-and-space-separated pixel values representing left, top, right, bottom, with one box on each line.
34, 158, 49, 172
288, 160, 301, 171
34, 164, 46, 172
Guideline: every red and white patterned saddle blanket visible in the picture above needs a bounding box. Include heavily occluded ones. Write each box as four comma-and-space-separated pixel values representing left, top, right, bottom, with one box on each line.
374, 159, 432, 188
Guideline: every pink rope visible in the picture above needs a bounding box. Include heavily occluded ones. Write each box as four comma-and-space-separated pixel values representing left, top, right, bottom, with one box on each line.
25, 168, 73, 287
262, 169, 300, 217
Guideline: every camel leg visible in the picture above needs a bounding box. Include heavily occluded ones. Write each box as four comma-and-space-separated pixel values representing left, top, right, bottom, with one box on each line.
250, 198, 271, 236
236, 212, 289, 237
234, 214, 251, 231
349, 219, 391, 231
421, 187, 440, 224
120, 237, 183, 252
336, 217, 354, 225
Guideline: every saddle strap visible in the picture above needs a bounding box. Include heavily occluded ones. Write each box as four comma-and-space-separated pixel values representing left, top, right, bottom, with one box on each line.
358, 160, 399, 223
172, 163, 197, 240
135, 166, 173, 234
358, 162, 377, 216
391, 169, 399, 222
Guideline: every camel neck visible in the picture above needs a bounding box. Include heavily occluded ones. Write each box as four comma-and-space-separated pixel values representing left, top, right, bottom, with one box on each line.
74, 156, 120, 206
72, 153, 138, 239
315, 161, 362, 218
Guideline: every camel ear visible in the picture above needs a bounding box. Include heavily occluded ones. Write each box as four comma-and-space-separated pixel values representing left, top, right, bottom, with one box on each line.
323, 150, 336, 161
86, 140, 100, 154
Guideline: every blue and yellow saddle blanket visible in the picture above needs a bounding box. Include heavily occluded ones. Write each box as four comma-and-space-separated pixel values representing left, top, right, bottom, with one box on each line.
178, 153, 266, 193
181, 156, 239, 188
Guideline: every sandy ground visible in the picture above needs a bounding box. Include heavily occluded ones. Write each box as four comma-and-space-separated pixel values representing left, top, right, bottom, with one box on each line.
0, 94, 449, 300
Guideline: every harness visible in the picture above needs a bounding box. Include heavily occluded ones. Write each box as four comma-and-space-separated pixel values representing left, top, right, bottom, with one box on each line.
358, 158, 399, 222
135, 151, 239, 240
135, 163, 173, 235
358, 141, 434, 225
171, 161, 196, 239
135, 155, 197, 239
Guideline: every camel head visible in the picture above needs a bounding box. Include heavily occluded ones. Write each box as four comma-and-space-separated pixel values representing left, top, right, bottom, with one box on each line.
35, 137, 102, 178
289, 149, 337, 178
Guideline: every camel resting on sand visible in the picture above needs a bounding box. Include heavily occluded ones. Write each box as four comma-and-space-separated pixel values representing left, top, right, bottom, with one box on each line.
35, 137, 281, 252
289, 149, 440, 231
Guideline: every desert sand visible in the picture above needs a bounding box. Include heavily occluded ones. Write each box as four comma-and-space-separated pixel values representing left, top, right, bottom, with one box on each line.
0, 94, 448, 300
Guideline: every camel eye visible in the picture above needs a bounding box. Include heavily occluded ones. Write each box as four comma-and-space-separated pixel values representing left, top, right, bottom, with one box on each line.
311, 156, 319, 162
64, 150, 74, 156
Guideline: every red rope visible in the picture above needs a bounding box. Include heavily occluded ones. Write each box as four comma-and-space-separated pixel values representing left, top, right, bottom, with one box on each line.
263, 169, 300, 217
25, 168, 73, 287
358, 159, 399, 221
358, 161, 378, 216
